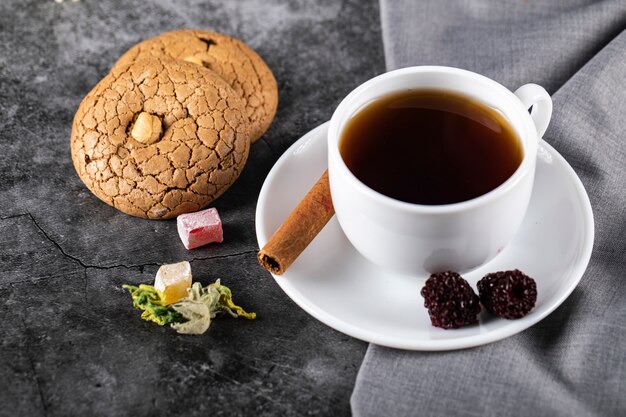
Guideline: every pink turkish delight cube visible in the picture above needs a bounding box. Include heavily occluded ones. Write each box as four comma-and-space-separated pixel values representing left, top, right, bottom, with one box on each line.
177, 208, 224, 250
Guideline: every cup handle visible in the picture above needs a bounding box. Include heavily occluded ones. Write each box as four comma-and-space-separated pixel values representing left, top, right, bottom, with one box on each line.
514, 84, 553, 138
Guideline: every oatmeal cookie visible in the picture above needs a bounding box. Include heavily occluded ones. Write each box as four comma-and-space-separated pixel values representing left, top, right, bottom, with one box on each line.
71, 56, 250, 219
115, 29, 278, 143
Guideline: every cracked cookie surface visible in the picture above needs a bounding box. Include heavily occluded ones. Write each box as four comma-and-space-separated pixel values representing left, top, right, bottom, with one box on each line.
71, 56, 250, 220
114, 29, 278, 143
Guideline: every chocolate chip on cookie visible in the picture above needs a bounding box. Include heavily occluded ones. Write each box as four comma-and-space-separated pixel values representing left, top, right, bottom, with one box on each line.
71, 56, 250, 220
114, 29, 278, 143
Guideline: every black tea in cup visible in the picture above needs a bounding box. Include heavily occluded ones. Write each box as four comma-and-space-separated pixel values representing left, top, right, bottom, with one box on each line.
340, 89, 523, 205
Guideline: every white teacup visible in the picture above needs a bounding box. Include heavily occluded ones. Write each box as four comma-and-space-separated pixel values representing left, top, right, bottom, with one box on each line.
327, 66, 552, 277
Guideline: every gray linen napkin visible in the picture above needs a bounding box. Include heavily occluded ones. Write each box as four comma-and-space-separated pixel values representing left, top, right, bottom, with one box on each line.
352, 1, 626, 416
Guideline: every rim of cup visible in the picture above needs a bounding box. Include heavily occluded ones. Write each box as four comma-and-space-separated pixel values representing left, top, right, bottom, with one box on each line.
328, 65, 539, 215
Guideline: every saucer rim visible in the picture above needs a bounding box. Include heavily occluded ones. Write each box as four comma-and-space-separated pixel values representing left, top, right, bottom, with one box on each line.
255, 121, 594, 351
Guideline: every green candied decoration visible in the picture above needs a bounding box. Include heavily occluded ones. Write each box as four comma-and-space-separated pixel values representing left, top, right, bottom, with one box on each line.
170, 301, 212, 335
122, 284, 184, 326
213, 280, 257, 320
170, 280, 256, 335
170, 283, 216, 335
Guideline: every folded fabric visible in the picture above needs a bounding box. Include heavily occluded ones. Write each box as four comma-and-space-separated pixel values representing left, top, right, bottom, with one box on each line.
351, 1, 626, 416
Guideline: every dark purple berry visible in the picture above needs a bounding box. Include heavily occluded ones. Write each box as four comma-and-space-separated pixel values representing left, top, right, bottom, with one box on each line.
420, 271, 481, 329
477, 269, 537, 319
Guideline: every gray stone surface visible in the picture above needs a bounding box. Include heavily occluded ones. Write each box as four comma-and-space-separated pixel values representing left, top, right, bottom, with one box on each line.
0, 1, 384, 415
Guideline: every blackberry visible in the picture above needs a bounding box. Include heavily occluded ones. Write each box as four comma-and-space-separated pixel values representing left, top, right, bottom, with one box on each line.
477, 269, 537, 319
420, 271, 481, 329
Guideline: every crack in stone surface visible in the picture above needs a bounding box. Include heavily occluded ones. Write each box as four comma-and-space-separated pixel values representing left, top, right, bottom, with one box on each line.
0, 213, 32, 220
189, 249, 257, 263
3, 213, 257, 271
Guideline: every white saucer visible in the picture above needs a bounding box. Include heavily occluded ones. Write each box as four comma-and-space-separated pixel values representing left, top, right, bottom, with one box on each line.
255, 122, 594, 350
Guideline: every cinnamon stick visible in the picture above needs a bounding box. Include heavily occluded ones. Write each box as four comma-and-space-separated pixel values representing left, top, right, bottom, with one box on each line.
258, 170, 334, 275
